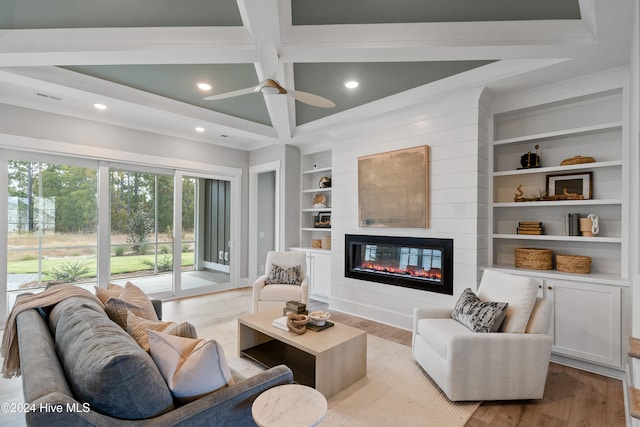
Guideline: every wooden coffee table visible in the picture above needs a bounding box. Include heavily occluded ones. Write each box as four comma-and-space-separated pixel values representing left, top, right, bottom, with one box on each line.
238, 309, 367, 399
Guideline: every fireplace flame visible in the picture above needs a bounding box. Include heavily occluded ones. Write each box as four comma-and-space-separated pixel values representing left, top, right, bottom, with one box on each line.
358, 261, 442, 281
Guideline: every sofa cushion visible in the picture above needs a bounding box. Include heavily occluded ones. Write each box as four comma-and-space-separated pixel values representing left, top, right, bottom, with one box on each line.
417, 318, 474, 359
259, 284, 303, 302
49, 297, 174, 419
126, 311, 198, 352
167, 321, 198, 340
104, 282, 158, 329
48, 296, 105, 336
451, 288, 508, 333
265, 264, 302, 285
477, 269, 539, 333
94, 283, 125, 304
126, 312, 176, 351
147, 330, 234, 403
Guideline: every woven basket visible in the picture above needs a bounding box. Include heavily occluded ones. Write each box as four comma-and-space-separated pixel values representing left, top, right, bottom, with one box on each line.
560, 155, 595, 166
321, 236, 331, 249
311, 239, 322, 249
556, 254, 591, 274
514, 248, 553, 270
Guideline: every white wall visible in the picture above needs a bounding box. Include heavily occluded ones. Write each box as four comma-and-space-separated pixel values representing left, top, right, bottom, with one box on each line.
327, 88, 488, 330
249, 144, 301, 252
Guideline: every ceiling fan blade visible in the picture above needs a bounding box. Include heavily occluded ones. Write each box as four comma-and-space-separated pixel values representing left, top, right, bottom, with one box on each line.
290, 90, 336, 108
203, 86, 258, 101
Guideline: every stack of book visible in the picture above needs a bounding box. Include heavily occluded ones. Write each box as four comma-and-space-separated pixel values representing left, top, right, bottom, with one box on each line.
517, 221, 543, 235
283, 300, 308, 316
563, 213, 582, 236
272, 316, 289, 331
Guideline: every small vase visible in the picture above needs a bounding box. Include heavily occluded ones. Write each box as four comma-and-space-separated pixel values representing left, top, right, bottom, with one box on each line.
579, 218, 594, 237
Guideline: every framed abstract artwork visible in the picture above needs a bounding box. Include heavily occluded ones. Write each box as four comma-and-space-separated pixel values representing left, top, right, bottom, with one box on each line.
358, 145, 429, 228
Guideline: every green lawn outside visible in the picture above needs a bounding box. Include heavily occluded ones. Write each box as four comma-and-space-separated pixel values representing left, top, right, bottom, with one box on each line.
8, 252, 195, 279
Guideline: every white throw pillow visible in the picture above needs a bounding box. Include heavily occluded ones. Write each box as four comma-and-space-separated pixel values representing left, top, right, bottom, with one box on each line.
477, 269, 539, 333
147, 330, 234, 402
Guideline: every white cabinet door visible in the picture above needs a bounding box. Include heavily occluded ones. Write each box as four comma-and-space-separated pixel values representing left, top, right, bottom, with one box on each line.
546, 279, 621, 368
308, 251, 331, 299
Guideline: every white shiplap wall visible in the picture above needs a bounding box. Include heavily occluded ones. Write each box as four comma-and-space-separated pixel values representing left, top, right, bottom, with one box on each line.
327, 88, 489, 330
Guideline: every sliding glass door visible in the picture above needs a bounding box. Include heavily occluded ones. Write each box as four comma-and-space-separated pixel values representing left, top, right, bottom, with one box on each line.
3, 153, 240, 317
108, 168, 174, 295
6, 158, 98, 309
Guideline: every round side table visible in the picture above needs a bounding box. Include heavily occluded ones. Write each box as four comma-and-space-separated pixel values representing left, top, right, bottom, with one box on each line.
252, 384, 328, 427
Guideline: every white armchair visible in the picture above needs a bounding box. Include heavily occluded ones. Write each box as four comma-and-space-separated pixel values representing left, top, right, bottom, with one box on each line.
253, 251, 309, 313
412, 269, 553, 401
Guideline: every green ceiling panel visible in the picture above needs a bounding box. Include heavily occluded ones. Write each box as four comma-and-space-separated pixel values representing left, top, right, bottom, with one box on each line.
0, 0, 242, 29
63, 64, 272, 126
294, 60, 494, 125
292, 0, 580, 25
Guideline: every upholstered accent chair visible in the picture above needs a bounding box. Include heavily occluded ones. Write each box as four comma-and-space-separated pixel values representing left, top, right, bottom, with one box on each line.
412, 269, 553, 401
253, 251, 309, 313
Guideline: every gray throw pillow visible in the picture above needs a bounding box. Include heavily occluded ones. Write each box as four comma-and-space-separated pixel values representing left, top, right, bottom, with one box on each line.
451, 288, 508, 333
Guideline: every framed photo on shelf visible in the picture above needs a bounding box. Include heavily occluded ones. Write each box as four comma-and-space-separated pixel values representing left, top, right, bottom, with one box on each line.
546, 172, 593, 200
314, 212, 331, 228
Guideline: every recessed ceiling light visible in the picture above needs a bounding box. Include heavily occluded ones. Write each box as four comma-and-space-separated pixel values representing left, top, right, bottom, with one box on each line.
93, 103, 108, 110
345, 81, 359, 89
195, 127, 205, 133
196, 82, 212, 91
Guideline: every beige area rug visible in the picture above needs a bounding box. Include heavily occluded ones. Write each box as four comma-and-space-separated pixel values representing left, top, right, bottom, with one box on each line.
198, 321, 480, 427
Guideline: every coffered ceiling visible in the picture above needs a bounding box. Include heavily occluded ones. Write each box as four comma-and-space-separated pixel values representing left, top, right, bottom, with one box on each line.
0, 0, 634, 150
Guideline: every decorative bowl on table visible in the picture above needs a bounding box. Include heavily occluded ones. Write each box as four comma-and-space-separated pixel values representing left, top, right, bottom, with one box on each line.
308, 310, 331, 326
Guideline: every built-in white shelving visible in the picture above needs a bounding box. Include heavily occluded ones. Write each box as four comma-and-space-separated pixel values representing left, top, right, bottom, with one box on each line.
298, 150, 332, 251
488, 85, 628, 371
292, 150, 333, 301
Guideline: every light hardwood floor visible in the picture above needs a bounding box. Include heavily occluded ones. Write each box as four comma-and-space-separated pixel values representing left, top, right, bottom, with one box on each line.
165, 287, 625, 427
0, 287, 626, 426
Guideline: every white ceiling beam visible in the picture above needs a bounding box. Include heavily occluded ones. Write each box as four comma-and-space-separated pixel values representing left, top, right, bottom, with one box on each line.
0, 19, 598, 67
238, 0, 292, 140
262, 94, 292, 143
275, 18, 599, 64
0, 27, 255, 66
578, 0, 597, 35
237, 0, 283, 46
279, 44, 589, 63
283, 21, 595, 46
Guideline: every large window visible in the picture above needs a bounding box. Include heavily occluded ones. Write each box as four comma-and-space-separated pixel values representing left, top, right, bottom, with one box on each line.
109, 169, 175, 294
7, 160, 98, 307
4, 155, 239, 316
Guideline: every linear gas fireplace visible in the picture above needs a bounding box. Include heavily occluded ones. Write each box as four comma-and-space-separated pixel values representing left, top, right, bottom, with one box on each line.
345, 234, 453, 295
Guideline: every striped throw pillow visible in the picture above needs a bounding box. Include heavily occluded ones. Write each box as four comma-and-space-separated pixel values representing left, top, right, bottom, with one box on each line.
126, 311, 198, 351
104, 282, 158, 329
265, 264, 302, 286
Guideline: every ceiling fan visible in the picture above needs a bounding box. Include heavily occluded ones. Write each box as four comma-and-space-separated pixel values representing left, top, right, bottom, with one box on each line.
204, 78, 335, 108
204, 37, 335, 108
